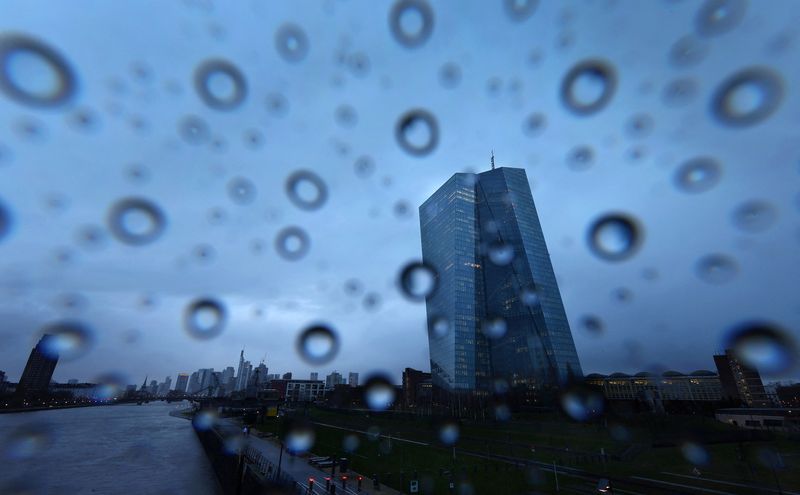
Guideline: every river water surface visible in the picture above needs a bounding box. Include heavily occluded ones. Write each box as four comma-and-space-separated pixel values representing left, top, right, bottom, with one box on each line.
0, 401, 221, 494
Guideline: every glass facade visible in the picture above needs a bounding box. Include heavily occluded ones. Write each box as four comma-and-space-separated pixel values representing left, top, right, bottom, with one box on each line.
420, 167, 582, 394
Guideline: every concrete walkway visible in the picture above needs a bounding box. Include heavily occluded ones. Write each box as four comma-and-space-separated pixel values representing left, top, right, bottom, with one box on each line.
219, 420, 402, 495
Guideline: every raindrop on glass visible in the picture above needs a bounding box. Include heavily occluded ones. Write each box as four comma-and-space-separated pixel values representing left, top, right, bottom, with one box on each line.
587, 213, 642, 261
389, 0, 434, 48
399, 261, 437, 301
297, 324, 339, 365
38, 321, 94, 361
184, 298, 227, 340
482, 317, 508, 339
193, 58, 247, 111
227, 177, 257, 205
275, 24, 309, 63
561, 59, 617, 116
107, 197, 167, 246
724, 322, 797, 375
363, 374, 396, 411
395, 109, 439, 157
710, 67, 783, 127
0, 34, 77, 108
286, 170, 328, 211
732, 200, 777, 233
695, 253, 738, 284
275, 226, 311, 261
674, 157, 722, 193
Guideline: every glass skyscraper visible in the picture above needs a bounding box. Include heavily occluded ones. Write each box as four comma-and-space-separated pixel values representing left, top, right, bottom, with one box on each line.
420, 167, 582, 396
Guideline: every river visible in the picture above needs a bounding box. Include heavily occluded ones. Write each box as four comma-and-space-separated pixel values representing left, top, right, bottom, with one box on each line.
0, 401, 221, 494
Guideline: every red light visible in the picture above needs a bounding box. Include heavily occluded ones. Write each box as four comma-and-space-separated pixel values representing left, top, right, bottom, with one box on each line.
325, 477, 331, 481
358, 476, 363, 481
342, 476, 348, 480
308, 478, 314, 482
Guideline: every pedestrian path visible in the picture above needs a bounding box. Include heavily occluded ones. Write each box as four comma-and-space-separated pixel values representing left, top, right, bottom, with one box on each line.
234, 425, 402, 495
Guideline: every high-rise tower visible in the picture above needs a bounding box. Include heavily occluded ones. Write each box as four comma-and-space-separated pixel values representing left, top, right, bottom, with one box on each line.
16, 334, 59, 398
419, 166, 582, 396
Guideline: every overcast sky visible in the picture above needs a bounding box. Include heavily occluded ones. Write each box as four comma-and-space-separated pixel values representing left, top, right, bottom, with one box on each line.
0, 0, 798, 386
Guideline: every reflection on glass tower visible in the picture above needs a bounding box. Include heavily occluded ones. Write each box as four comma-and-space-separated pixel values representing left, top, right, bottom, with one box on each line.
420, 166, 582, 398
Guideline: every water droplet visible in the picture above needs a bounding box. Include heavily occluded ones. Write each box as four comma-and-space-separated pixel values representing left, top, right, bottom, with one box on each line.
577, 317, 603, 339
725, 322, 797, 375
612, 287, 633, 303
662, 78, 698, 107
503, 0, 538, 21
297, 324, 339, 365
732, 200, 777, 233
396, 108, 439, 157
3, 423, 53, 459
695, 253, 739, 284
335, 104, 358, 127
38, 321, 94, 361
184, 298, 227, 340
275, 226, 311, 261
227, 176, 256, 205
363, 292, 382, 311
107, 197, 167, 246
192, 244, 215, 263
347, 52, 370, 77
566, 145, 594, 171
0, 199, 14, 243
625, 113, 654, 138
439, 62, 461, 88
438, 421, 460, 446
75, 225, 106, 250
94, 372, 129, 400
193, 58, 247, 111
67, 107, 99, 131
389, 0, 434, 48
710, 67, 783, 127
399, 261, 437, 301
482, 317, 508, 339
494, 403, 511, 421
520, 288, 540, 309
560, 385, 605, 421
0, 34, 76, 108
587, 213, 642, 261
192, 409, 218, 431
286, 170, 328, 211
54, 292, 88, 311
275, 24, 309, 63
178, 115, 210, 144
343, 434, 360, 452
695, 0, 747, 38
354, 155, 375, 178
487, 241, 515, 265
522, 112, 547, 137
669, 35, 710, 68
674, 157, 722, 193
561, 59, 617, 116
363, 374, 396, 411
429, 315, 450, 339
243, 128, 264, 148
681, 442, 710, 466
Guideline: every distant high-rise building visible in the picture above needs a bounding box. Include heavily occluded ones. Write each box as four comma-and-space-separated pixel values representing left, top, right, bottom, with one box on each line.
402, 368, 432, 410
310, 372, 319, 381
187, 371, 200, 394
325, 371, 344, 390
174, 373, 189, 393
221, 366, 235, 388
157, 376, 172, 396
282, 372, 292, 380
348, 372, 359, 387
16, 334, 59, 398
197, 368, 215, 394
420, 167, 582, 396
714, 350, 771, 407
149, 379, 158, 395
67, 379, 79, 385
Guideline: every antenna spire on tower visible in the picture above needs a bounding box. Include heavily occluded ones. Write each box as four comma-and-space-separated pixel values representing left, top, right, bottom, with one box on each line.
491, 150, 495, 170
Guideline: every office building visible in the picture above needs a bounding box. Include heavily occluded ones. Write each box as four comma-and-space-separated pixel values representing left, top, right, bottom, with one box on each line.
67, 378, 79, 385
282, 372, 292, 380
310, 372, 319, 381
714, 349, 771, 407
175, 373, 189, 393
326, 371, 344, 390
16, 334, 59, 398
187, 371, 200, 394
420, 166, 582, 396
348, 372, 359, 387
402, 367, 432, 409
157, 376, 172, 396
588, 370, 723, 402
